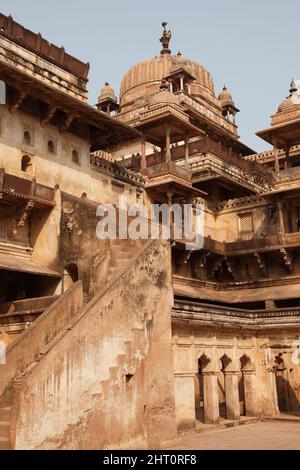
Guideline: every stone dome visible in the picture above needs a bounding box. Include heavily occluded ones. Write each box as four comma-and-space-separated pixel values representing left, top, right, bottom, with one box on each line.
277, 79, 300, 112
98, 81, 117, 103
119, 53, 215, 108
218, 85, 235, 107
149, 87, 179, 107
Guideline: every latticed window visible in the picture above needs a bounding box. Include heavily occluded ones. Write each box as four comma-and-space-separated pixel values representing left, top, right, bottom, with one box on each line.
239, 212, 254, 233
111, 182, 124, 208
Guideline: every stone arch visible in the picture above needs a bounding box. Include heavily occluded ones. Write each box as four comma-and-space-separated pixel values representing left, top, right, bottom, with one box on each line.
195, 352, 213, 423
240, 353, 253, 371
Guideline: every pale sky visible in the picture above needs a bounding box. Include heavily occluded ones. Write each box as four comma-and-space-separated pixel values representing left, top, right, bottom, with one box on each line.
1, 0, 299, 151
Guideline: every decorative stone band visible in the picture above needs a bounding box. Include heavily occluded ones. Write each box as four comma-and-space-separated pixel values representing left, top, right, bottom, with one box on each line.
245, 144, 300, 163
173, 300, 300, 329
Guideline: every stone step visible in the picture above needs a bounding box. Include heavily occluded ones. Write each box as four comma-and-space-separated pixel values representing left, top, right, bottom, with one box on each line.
0, 436, 11, 450
0, 407, 11, 421
0, 421, 10, 438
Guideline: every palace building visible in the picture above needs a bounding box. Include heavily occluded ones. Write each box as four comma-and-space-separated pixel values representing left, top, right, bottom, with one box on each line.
0, 14, 299, 449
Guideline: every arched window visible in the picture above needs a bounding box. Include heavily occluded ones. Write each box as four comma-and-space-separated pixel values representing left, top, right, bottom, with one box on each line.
72, 149, 79, 164
21, 155, 31, 172
48, 139, 55, 154
23, 130, 32, 145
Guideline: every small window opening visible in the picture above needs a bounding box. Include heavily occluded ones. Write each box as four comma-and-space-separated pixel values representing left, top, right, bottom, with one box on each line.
72, 149, 80, 164
23, 130, 32, 145
48, 139, 55, 154
21, 155, 32, 172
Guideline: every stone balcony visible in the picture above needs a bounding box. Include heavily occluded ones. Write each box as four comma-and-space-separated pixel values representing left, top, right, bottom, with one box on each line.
145, 161, 191, 184
0, 169, 56, 207
202, 233, 300, 255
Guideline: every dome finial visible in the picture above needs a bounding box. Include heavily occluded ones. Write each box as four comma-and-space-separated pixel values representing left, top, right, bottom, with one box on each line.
290, 78, 298, 95
160, 22, 171, 55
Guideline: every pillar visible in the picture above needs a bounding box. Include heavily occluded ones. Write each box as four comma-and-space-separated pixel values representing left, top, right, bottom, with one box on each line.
167, 192, 173, 238
224, 371, 240, 421
184, 135, 189, 169
243, 370, 258, 416
180, 76, 184, 91
267, 367, 280, 415
273, 141, 280, 173
174, 373, 196, 430
165, 125, 171, 162
277, 200, 285, 234
140, 136, 146, 170
202, 371, 220, 424
285, 145, 290, 169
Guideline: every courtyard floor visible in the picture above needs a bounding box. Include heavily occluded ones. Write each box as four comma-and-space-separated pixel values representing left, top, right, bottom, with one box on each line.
168, 418, 300, 450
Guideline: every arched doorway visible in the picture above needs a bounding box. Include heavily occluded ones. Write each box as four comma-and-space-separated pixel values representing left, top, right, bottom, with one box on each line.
275, 353, 289, 412
196, 354, 219, 424
219, 354, 232, 418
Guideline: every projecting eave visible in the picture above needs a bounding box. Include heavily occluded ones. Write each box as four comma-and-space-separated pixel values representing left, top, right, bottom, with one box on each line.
256, 117, 300, 148
0, 57, 140, 148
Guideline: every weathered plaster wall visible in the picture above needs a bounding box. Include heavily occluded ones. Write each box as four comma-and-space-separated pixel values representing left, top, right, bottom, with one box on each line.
12, 240, 176, 449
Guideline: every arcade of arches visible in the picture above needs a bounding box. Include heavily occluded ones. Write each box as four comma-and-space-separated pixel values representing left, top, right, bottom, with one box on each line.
173, 322, 300, 429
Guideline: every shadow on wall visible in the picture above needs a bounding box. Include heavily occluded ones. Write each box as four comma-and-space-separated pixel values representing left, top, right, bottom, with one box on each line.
275, 354, 300, 413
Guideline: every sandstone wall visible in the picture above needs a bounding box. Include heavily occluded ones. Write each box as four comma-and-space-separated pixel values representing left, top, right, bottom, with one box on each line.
11, 240, 176, 449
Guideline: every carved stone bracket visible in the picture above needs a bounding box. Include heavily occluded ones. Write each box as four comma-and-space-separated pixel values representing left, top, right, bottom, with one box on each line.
224, 256, 238, 281
41, 104, 57, 126
9, 90, 27, 114
60, 112, 74, 133
279, 247, 293, 273
16, 200, 35, 227
183, 250, 192, 264
253, 251, 267, 276
199, 250, 211, 267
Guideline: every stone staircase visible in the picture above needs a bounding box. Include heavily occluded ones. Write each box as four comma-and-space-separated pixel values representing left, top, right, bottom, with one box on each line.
106, 238, 144, 282
0, 236, 162, 449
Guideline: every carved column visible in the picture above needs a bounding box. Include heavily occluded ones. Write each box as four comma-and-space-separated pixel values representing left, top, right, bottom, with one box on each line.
224, 371, 240, 420
267, 366, 280, 415
140, 136, 146, 170
165, 124, 171, 162
285, 145, 291, 169
174, 372, 196, 430
277, 199, 285, 234
180, 75, 184, 91
243, 369, 258, 416
202, 371, 220, 424
184, 134, 189, 169
273, 139, 280, 173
